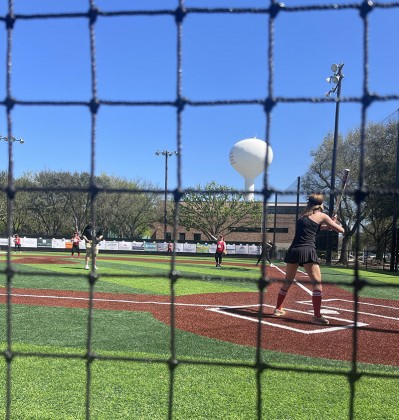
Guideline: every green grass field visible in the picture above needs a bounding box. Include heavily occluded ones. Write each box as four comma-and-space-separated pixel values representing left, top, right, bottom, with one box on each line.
0, 252, 398, 419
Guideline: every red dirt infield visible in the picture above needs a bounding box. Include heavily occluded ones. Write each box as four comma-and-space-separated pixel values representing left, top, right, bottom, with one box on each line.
4, 254, 399, 366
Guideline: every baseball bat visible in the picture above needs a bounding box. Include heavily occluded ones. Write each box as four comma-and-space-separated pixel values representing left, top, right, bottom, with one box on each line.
334, 168, 350, 217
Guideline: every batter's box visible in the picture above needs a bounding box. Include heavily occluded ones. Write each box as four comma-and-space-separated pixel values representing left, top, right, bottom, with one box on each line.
207, 304, 368, 335
297, 298, 399, 321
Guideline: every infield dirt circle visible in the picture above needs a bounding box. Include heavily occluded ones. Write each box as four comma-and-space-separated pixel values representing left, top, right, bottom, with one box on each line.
7, 255, 399, 367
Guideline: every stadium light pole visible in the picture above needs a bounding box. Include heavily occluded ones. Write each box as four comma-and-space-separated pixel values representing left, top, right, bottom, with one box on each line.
325, 63, 344, 266
1, 135, 24, 250
155, 149, 178, 242
1, 135, 24, 180
0, 136, 24, 144
295, 176, 301, 222
390, 110, 399, 272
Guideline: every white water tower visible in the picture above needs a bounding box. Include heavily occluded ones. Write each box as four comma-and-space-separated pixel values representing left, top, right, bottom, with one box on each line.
229, 137, 273, 201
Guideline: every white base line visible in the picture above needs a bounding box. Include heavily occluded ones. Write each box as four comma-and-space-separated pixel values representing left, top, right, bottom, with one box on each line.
297, 299, 399, 321
324, 298, 399, 311
0, 292, 216, 308
271, 264, 312, 295
2, 292, 372, 334
207, 304, 368, 335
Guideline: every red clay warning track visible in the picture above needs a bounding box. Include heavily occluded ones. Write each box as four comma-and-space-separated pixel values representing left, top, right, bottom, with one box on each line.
6, 254, 399, 366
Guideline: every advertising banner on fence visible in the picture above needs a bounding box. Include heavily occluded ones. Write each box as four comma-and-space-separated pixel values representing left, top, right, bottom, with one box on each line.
196, 243, 210, 253
226, 244, 236, 255
183, 243, 196, 253
52, 238, 66, 249
248, 245, 260, 255
235, 244, 249, 255
144, 242, 157, 252
21, 237, 38, 248
174, 242, 184, 253
1, 236, 265, 257
132, 241, 145, 251
37, 238, 52, 248
208, 244, 217, 253
118, 241, 132, 251
157, 242, 168, 252
105, 241, 119, 251
0, 237, 12, 248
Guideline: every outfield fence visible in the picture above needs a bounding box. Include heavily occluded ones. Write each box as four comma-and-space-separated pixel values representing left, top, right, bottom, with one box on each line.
0, 236, 265, 255
1, 1, 399, 419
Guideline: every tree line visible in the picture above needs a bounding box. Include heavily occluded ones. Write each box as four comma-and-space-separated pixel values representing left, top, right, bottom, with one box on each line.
0, 171, 162, 239
0, 173, 260, 241
1, 119, 396, 257
301, 119, 398, 262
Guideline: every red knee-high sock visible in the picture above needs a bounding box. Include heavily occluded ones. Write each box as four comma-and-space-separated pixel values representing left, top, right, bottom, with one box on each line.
312, 291, 323, 318
276, 288, 288, 310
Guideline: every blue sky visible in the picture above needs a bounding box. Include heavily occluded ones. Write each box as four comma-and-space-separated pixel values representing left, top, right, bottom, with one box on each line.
1, 0, 398, 195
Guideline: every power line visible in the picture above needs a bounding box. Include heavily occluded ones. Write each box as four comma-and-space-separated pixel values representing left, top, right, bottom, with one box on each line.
378, 107, 399, 125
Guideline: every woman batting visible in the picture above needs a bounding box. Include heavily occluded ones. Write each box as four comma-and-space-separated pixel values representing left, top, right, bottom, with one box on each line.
273, 193, 344, 325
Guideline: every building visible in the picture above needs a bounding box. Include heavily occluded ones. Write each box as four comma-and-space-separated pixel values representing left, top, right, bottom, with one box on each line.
151, 201, 307, 251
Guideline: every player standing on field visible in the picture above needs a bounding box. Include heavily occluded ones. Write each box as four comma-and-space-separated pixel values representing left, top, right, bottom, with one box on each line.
71, 231, 81, 258
13, 234, 21, 253
272, 193, 344, 325
214, 235, 226, 267
82, 222, 103, 270
256, 240, 273, 265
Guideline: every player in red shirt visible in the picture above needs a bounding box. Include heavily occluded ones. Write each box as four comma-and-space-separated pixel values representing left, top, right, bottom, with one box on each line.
71, 231, 81, 258
13, 234, 21, 253
215, 235, 226, 267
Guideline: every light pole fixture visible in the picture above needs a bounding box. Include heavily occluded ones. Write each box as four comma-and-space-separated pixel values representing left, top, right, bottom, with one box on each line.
155, 149, 178, 241
0, 135, 24, 144
390, 110, 399, 272
325, 63, 344, 266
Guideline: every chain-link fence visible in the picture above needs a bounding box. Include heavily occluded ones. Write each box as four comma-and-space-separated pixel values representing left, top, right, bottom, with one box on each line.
1, 1, 399, 419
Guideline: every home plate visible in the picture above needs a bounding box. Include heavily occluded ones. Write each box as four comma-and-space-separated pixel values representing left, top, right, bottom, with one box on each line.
321, 309, 340, 314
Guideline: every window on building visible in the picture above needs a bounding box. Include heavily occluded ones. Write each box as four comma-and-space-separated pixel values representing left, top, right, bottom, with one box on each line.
179, 233, 185, 241
267, 204, 306, 215
272, 228, 289, 233
230, 227, 288, 233
166, 232, 172, 242
230, 227, 261, 233
194, 233, 201, 242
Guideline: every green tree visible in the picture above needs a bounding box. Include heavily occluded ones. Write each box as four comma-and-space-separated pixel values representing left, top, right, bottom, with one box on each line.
0, 171, 40, 236
178, 181, 261, 241
0, 171, 8, 233
63, 171, 91, 233
302, 129, 362, 262
360, 120, 397, 258
13, 173, 37, 235
24, 171, 73, 236
301, 120, 398, 262
95, 174, 161, 239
